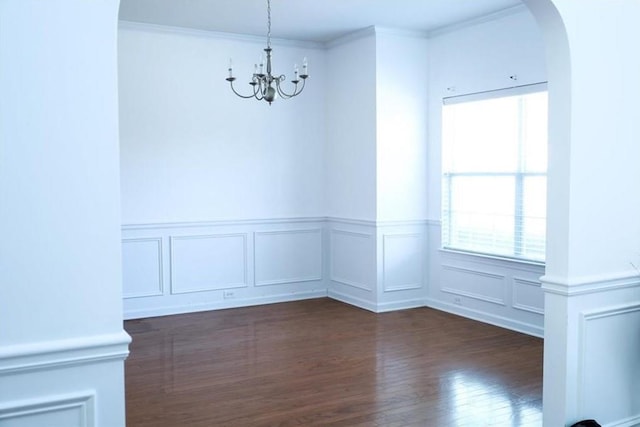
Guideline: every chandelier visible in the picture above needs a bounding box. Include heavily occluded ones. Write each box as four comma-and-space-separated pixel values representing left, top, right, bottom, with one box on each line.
226, 0, 309, 105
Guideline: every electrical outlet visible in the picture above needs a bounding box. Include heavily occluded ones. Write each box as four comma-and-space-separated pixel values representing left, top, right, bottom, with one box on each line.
453, 296, 462, 305
223, 290, 235, 299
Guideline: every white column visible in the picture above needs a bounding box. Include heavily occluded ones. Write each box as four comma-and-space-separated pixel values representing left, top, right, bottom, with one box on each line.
0, 1, 129, 426
525, 1, 640, 425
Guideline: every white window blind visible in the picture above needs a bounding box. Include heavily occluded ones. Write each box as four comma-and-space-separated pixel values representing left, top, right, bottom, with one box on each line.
441, 83, 548, 262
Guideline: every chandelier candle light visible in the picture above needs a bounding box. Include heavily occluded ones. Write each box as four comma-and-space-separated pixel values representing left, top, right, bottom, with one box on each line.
226, 0, 309, 105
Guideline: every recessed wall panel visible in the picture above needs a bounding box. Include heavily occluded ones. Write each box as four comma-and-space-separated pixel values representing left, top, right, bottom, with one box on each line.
513, 277, 544, 314
383, 233, 423, 292
122, 238, 163, 298
441, 265, 505, 305
581, 305, 640, 421
170, 234, 247, 294
330, 230, 373, 291
254, 229, 322, 286
0, 393, 95, 427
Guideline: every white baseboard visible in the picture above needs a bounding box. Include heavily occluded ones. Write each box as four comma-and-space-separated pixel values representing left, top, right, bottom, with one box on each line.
124, 290, 327, 320
425, 297, 543, 338
327, 289, 377, 313
604, 414, 640, 427
376, 298, 426, 313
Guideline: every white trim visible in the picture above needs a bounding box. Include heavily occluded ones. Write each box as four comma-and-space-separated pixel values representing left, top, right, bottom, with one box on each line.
330, 277, 372, 291
122, 217, 326, 231
0, 391, 95, 426
382, 233, 423, 292
428, 4, 529, 38
123, 290, 327, 320
329, 229, 373, 239
253, 228, 323, 286
122, 217, 428, 231
255, 277, 323, 287
604, 415, 640, 427
376, 298, 426, 313
169, 233, 249, 295
0, 331, 131, 374
425, 297, 543, 338
327, 290, 377, 313
426, 219, 442, 227
373, 26, 429, 40
441, 287, 505, 306
441, 265, 506, 306
541, 272, 640, 296
253, 228, 323, 237
440, 248, 546, 271
122, 237, 164, 299
443, 82, 548, 105
512, 277, 544, 315
579, 303, 640, 419
118, 20, 324, 49
325, 216, 377, 227
375, 219, 430, 228
325, 26, 376, 49
329, 229, 374, 291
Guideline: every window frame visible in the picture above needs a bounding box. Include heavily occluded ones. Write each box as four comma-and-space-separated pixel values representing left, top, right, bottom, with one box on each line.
441, 82, 548, 264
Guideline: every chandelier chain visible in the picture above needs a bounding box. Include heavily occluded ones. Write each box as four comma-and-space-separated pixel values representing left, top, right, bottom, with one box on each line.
267, 0, 272, 49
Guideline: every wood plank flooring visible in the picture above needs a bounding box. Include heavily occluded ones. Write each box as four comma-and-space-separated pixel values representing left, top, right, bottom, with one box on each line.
124, 298, 543, 426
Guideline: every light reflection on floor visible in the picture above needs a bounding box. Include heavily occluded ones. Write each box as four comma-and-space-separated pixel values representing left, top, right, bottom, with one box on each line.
448, 371, 542, 426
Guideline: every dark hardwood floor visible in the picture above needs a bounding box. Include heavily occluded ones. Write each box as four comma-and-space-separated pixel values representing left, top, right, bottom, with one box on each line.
124, 298, 543, 426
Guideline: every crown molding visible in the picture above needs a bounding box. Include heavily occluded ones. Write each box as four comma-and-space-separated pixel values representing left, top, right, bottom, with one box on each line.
324, 26, 376, 49
121, 4, 529, 51
118, 20, 325, 49
428, 4, 529, 38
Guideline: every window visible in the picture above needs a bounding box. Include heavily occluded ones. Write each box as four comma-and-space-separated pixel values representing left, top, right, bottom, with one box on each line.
441, 83, 548, 262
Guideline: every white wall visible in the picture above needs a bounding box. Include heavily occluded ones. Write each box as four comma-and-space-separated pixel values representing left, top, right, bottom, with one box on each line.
425, 7, 548, 337
118, 23, 326, 224
375, 30, 429, 222
324, 32, 378, 221
427, 7, 547, 219
0, 1, 129, 426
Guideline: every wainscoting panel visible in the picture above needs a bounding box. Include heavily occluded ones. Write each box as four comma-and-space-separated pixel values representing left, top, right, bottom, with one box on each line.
121, 217, 544, 337
329, 229, 374, 291
122, 218, 327, 319
0, 332, 129, 427
170, 234, 248, 294
373, 222, 428, 312
254, 229, 322, 286
580, 302, 640, 423
441, 265, 506, 305
0, 393, 95, 427
122, 238, 163, 298
427, 221, 545, 336
512, 277, 544, 314
382, 233, 423, 292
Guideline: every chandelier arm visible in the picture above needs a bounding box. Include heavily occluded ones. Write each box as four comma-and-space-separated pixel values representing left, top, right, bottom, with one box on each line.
227, 79, 261, 99
256, 79, 267, 100
275, 77, 306, 99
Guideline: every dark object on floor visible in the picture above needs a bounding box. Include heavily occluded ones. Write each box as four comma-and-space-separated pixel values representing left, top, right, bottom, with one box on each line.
570, 420, 601, 427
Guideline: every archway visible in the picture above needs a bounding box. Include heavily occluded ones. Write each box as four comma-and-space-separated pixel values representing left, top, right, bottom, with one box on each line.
523, 1, 640, 425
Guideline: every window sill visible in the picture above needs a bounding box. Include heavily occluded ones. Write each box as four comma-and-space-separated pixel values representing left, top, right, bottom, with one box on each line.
439, 248, 545, 268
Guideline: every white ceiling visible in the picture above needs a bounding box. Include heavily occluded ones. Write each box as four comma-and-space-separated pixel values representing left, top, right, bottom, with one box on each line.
118, 0, 523, 43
